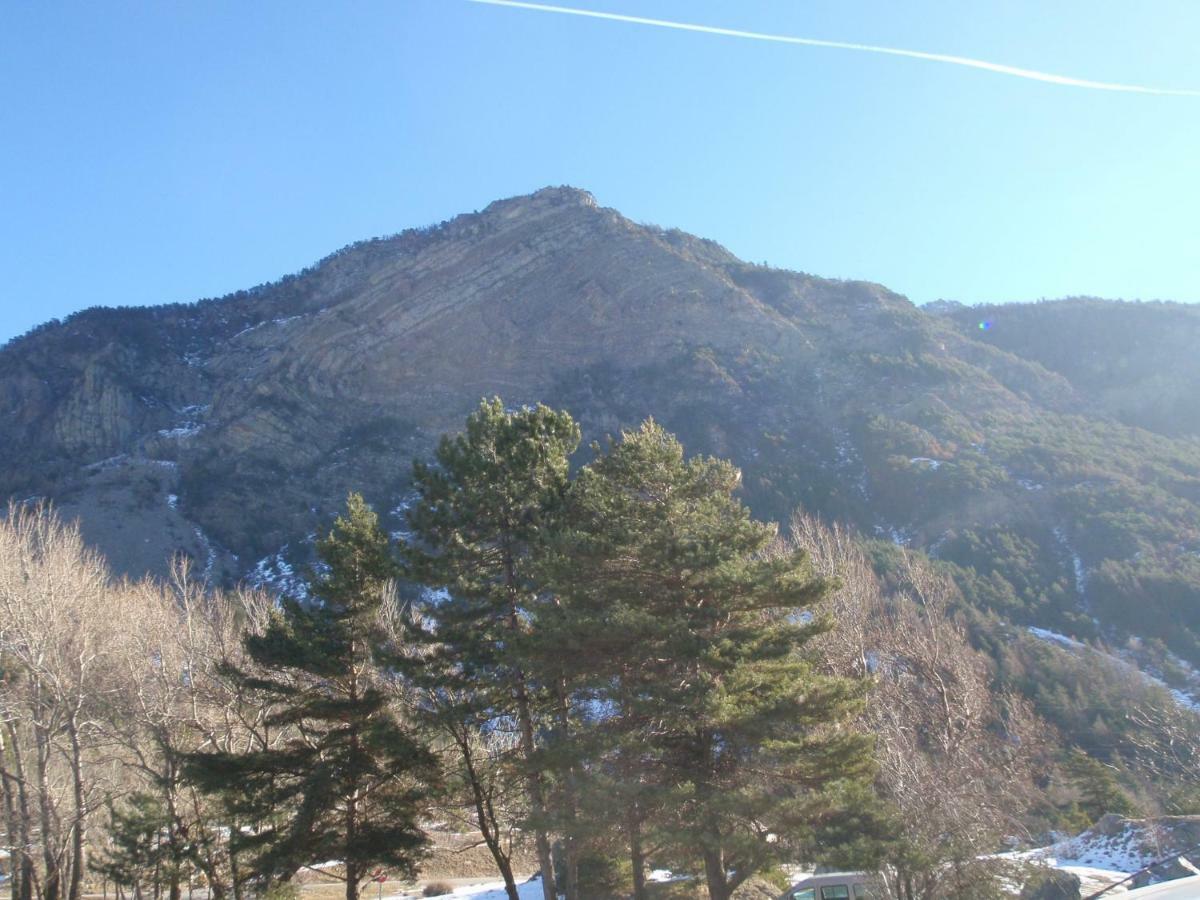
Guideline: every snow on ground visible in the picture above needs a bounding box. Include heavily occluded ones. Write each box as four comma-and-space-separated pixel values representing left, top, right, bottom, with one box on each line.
998, 833, 1132, 895
908, 457, 942, 470
422, 586, 451, 604
1157, 652, 1200, 712
386, 875, 546, 899
158, 423, 204, 438
390, 491, 419, 542
1027, 626, 1085, 651
871, 524, 912, 546
1168, 688, 1200, 713
1137, 669, 1200, 714
1025, 627, 1200, 714
193, 526, 218, 581
1011, 816, 1200, 894
1058, 865, 1134, 895
1052, 526, 1088, 597
832, 431, 870, 501
85, 454, 130, 471
158, 404, 209, 440
231, 314, 307, 340
250, 545, 310, 600
1021, 819, 1147, 873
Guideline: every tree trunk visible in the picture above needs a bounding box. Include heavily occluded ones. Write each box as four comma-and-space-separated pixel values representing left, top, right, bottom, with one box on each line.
65, 715, 86, 900
495, 532, 557, 900
702, 848, 730, 900
345, 745, 360, 900
33, 716, 59, 900
228, 826, 243, 900
2, 731, 22, 900
4, 725, 34, 900
192, 833, 225, 900
162, 775, 182, 900
345, 637, 361, 900
553, 683, 578, 900
505, 550, 555, 900
627, 804, 647, 900
456, 731, 519, 900
514, 682, 556, 900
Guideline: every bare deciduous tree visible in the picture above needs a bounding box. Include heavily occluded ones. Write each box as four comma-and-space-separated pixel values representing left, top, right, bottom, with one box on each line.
0, 502, 116, 900
103, 557, 275, 900
790, 513, 1045, 899
0, 504, 279, 900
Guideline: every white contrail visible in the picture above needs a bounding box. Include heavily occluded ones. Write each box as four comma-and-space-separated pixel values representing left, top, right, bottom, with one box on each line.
467, 0, 1200, 96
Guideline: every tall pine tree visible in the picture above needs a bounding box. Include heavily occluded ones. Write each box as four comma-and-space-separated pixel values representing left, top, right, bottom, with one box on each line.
403, 399, 581, 900
543, 421, 875, 900
184, 494, 437, 900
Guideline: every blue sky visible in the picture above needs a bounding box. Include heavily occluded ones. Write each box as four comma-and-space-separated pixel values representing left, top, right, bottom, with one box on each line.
1, 0, 1197, 343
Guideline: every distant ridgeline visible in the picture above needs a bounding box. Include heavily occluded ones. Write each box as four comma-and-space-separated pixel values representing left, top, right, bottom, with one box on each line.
4, 187, 1200, 675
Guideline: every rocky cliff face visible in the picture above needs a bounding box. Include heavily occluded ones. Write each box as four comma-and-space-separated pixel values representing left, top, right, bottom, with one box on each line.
4, 186, 1200, 665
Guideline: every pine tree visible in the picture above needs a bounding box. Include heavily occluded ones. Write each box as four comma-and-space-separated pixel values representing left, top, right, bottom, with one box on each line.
544, 421, 874, 900
90, 793, 179, 900
1063, 748, 1141, 824
184, 494, 437, 900
403, 399, 581, 900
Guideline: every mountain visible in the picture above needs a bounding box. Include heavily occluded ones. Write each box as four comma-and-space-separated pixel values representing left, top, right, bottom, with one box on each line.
936, 297, 1200, 438
4, 186, 1200, 669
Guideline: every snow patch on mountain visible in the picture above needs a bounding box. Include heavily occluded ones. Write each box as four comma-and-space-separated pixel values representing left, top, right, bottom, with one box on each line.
390, 491, 419, 542
250, 546, 310, 600
193, 526, 217, 581
1052, 526, 1088, 597
1028, 626, 1085, 650
158, 423, 203, 439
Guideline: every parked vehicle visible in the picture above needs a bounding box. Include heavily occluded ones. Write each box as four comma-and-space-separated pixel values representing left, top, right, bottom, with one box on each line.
781, 872, 879, 899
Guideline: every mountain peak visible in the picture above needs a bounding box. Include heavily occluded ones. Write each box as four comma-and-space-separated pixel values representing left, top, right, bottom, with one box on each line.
479, 185, 599, 219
